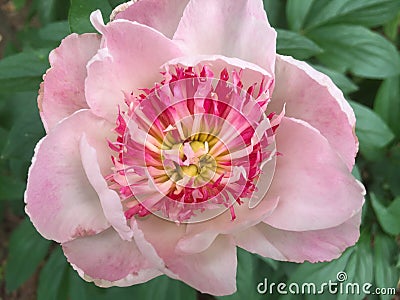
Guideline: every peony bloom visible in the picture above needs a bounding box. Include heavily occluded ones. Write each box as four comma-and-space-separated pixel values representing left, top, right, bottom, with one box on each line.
25, 0, 365, 295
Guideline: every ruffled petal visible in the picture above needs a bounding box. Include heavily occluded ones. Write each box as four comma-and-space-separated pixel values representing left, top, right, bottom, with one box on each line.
25, 110, 114, 243
85, 12, 183, 122
39, 33, 101, 131
268, 55, 358, 169
112, 0, 190, 38
79, 135, 133, 241
132, 217, 237, 296
263, 117, 365, 231
63, 228, 161, 285
173, 0, 276, 75
175, 197, 279, 254
166, 53, 273, 77
163, 54, 274, 116
234, 210, 362, 263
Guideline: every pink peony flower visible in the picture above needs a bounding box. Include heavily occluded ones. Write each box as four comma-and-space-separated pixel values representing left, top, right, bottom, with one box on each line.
25, 0, 365, 295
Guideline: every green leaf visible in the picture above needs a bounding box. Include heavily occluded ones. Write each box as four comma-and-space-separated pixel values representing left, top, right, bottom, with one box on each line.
9, 158, 30, 182
262, 0, 287, 29
108, 0, 126, 9
0, 49, 50, 93
82, 275, 196, 300
12, 0, 27, 10
0, 176, 25, 201
38, 247, 69, 300
276, 29, 323, 60
0, 92, 37, 129
374, 76, 400, 137
336, 233, 373, 300
37, 0, 57, 24
368, 146, 400, 197
0, 127, 8, 152
257, 255, 279, 271
285, 249, 354, 295
349, 101, 395, 157
281, 234, 373, 300
305, 0, 400, 29
144, 276, 197, 300
15, 21, 69, 50
384, 11, 400, 42
218, 249, 262, 300
286, 0, 315, 31
0, 77, 43, 94
373, 234, 399, 300
2, 99, 45, 161
308, 25, 400, 79
5, 219, 51, 292
370, 194, 400, 236
351, 164, 362, 182
312, 65, 358, 94
68, 267, 92, 300
69, 0, 112, 34
38, 21, 71, 42
36, 0, 70, 25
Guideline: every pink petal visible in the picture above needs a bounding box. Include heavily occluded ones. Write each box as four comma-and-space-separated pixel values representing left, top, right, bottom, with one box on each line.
25, 110, 114, 243
112, 0, 190, 38
175, 197, 279, 254
268, 55, 358, 170
173, 0, 276, 75
263, 117, 365, 231
132, 217, 237, 296
166, 54, 272, 77
63, 228, 161, 285
39, 33, 101, 131
79, 135, 133, 241
86, 12, 182, 122
164, 54, 274, 109
234, 210, 362, 263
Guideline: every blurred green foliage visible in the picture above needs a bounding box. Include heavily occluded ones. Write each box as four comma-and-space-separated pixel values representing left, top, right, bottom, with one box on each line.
0, 0, 399, 299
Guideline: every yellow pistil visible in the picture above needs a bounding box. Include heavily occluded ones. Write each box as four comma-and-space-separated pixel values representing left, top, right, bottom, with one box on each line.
190, 141, 206, 153
181, 164, 199, 177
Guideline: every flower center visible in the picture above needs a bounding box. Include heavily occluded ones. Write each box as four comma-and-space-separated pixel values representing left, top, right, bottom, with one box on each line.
107, 64, 280, 223
161, 134, 222, 191
169, 140, 212, 176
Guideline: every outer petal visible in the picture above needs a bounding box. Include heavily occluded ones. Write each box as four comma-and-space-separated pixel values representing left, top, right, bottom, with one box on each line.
79, 135, 133, 241
25, 110, 114, 243
234, 210, 362, 263
132, 217, 237, 296
263, 117, 365, 231
173, 0, 276, 75
63, 228, 161, 285
86, 12, 183, 122
175, 197, 279, 255
39, 33, 101, 131
112, 0, 190, 39
268, 55, 358, 169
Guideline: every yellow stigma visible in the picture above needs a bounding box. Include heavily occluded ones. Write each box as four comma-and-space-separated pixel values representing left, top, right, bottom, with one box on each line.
181, 164, 199, 177
190, 141, 205, 153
